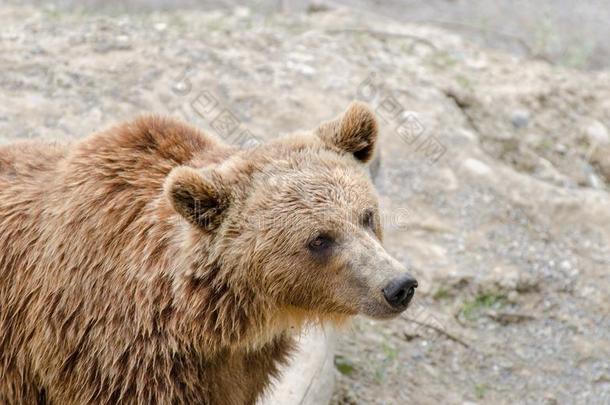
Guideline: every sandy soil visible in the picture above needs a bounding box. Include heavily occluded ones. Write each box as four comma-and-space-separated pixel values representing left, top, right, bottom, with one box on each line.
1, 2, 609, 404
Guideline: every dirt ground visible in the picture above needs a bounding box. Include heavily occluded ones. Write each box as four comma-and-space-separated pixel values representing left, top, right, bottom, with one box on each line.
1, 2, 609, 404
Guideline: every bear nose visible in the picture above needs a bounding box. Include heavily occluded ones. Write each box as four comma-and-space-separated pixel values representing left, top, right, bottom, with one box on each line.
382, 275, 418, 309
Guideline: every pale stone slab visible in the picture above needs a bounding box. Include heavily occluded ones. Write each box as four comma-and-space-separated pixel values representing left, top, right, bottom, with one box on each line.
259, 327, 335, 405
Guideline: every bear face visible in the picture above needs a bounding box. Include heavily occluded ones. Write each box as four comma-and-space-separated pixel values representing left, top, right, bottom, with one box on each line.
165, 102, 417, 332
242, 152, 412, 321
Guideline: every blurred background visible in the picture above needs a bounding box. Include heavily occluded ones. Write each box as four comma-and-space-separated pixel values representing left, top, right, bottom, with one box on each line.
1, 0, 609, 403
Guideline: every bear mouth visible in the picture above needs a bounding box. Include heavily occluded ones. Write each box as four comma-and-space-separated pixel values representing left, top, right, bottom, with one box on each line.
359, 298, 412, 320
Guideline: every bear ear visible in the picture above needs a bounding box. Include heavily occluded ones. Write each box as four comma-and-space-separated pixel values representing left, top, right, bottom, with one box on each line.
164, 166, 230, 230
316, 101, 378, 163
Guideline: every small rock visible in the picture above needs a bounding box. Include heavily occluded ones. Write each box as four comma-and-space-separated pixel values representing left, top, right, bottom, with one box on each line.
511, 109, 530, 129
403, 325, 423, 341
286, 61, 316, 77
489, 265, 519, 290
456, 129, 478, 142
154, 22, 167, 32
582, 161, 605, 189
462, 158, 492, 176
543, 393, 558, 405
436, 168, 459, 191
594, 373, 610, 383
586, 120, 609, 145
555, 143, 567, 154
466, 56, 488, 70
233, 7, 251, 19
536, 156, 571, 186
483, 266, 540, 294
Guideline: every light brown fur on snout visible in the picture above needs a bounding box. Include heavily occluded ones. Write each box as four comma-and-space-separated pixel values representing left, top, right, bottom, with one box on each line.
0, 102, 410, 404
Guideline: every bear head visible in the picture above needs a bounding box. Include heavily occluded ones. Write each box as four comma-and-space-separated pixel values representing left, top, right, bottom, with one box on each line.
164, 102, 417, 336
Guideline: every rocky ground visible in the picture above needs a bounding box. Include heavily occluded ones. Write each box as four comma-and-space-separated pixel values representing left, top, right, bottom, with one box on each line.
1, 2, 609, 404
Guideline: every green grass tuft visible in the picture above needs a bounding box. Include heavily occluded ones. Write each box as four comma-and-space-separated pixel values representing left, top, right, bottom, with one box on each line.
334, 355, 356, 376
460, 293, 506, 321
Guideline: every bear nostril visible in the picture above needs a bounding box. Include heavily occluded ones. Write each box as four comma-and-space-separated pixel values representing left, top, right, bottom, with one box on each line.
406, 286, 415, 301
395, 287, 409, 302
382, 275, 418, 309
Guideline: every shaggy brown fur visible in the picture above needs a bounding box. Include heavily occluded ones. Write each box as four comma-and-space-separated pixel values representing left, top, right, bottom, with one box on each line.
0, 102, 414, 404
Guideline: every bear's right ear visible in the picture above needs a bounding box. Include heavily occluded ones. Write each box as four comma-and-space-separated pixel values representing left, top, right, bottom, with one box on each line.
316, 101, 378, 163
164, 166, 230, 230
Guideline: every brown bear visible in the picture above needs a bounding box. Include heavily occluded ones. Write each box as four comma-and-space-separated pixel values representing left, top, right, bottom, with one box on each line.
0, 102, 417, 404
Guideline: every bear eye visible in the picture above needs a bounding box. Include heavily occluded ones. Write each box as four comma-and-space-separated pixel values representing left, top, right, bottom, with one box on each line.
362, 209, 375, 230
308, 234, 333, 252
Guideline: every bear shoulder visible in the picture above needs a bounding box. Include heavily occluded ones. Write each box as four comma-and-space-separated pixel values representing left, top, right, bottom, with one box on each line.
77, 115, 233, 167
56, 115, 236, 194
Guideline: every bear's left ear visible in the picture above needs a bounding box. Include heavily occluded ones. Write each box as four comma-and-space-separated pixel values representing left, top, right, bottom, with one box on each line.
316, 101, 378, 163
164, 166, 230, 230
